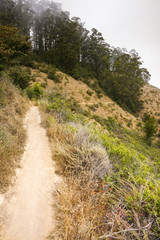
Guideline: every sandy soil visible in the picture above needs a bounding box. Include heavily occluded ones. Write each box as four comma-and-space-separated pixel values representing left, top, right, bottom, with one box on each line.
0, 106, 59, 240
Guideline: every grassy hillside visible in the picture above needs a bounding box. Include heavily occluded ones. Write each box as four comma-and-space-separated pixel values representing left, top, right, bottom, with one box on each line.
0, 2, 159, 238
37, 81, 160, 239
0, 62, 160, 239
31, 66, 139, 129
139, 84, 160, 132
27, 63, 160, 239
31, 64, 160, 135
0, 73, 28, 193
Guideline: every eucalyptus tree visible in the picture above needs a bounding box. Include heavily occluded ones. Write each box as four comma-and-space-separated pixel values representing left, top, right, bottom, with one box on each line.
54, 15, 85, 72
105, 49, 150, 113
81, 28, 110, 79
0, 0, 17, 25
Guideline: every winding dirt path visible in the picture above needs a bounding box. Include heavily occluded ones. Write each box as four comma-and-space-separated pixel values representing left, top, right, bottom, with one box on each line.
0, 106, 59, 240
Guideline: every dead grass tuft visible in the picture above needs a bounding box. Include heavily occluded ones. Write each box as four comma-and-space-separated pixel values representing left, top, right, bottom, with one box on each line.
41, 113, 111, 180
51, 177, 158, 240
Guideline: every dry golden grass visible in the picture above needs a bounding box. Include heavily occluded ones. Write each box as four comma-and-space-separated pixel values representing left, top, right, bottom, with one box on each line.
0, 76, 29, 193
31, 66, 160, 133
39, 104, 158, 240
31, 68, 138, 129
51, 178, 156, 240
139, 83, 160, 131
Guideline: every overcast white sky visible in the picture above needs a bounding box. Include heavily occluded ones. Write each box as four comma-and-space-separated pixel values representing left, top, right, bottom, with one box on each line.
56, 0, 160, 89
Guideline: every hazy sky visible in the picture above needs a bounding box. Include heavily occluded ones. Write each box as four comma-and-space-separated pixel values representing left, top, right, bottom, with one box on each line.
56, 0, 160, 89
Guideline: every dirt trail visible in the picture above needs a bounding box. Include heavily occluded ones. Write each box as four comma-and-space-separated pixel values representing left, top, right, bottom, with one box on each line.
0, 106, 59, 240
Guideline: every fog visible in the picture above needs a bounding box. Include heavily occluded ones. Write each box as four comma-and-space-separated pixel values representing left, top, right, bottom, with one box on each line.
21, 0, 62, 15
56, 0, 160, 89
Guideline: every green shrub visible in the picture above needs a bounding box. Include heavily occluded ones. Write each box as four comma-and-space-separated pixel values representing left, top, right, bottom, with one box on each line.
89, 104, 98, 112
47, 91, 75, 123
9, 66, 31, 89
53, 74, 61, 83
86, 89, 94, 96
17, 55, 36, 68
0, 85, 5, 106
40, 65, 49, 74
0, 64, 5, 71
157, 119, 160, 124
127, 119, 132, 127
144, 115, 157, 145
47, 66, 61, 83
41, 82, 47, 88
47, 67, 56, 80
97, 91, 103, 99
157, 140, 160, 148
26, 83, 44, 99
136, 121, 142, 128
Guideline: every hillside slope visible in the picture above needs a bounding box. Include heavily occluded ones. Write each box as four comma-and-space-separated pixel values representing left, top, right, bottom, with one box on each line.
31, 66, 160, 133
31, 68, 139, 129
35, 69, 160, 239
0, 64, 160, 239
139, 83, 160, 131
0, 76, 28, 193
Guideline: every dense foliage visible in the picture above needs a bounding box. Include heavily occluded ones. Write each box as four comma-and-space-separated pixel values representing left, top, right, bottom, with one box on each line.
0, 25, 31, 64
143, 114, 158, 145
0, 0, 151, 112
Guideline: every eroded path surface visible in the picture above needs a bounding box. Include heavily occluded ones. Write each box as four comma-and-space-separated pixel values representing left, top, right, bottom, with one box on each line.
0, 106, 58, 240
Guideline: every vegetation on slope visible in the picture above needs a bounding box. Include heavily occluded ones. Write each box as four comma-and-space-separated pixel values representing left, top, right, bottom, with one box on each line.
36, 85, 160, 239
139, 84, 160, 133
0, 1, 160, 239
30, 66, 139, 129
0, 73, 28, 193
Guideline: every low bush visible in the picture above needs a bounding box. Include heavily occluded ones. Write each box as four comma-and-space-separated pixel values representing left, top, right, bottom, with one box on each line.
144, 115, 158, 145
17, 55, 36, 68
26, 83, 44, 99
39, 64, 48, 73
53, 124, 111, 179
9, 66, 31, 89
47, 66, 61, 82
47, 67, 56, 80
0, 85, 5, 106
86, 89, 94, 96
89, 104, 98, 112
92, 115, 117, 131
47, 101, 75, 123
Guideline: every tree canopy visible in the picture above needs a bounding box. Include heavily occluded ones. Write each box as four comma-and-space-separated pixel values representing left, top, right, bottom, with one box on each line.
144, 115, 158, 145
0, 24, 31, 59
0, 0, 151, 113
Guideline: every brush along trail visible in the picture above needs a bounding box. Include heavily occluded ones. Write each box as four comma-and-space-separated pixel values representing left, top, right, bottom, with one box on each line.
0, 106, 59, 240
